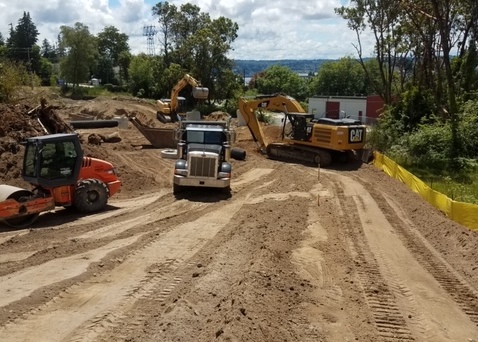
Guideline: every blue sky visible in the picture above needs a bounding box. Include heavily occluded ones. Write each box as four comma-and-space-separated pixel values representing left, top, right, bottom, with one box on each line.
0, 0, 374, 60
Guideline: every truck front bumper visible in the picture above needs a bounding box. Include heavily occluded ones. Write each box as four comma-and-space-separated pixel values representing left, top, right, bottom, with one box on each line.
173, 175, 230, 188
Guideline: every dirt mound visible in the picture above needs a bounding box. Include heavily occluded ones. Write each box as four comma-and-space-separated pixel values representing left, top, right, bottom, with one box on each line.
203, 111, 230, 121
0, 103, 65, 187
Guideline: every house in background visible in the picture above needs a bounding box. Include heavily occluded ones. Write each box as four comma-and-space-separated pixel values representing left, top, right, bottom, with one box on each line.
308, 95, 385, 125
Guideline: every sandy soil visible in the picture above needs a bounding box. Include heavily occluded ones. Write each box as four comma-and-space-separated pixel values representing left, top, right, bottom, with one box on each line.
0, 93, 478, 342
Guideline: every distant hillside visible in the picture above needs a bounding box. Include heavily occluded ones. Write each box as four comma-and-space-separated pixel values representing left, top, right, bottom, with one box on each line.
232, 59, 335, 77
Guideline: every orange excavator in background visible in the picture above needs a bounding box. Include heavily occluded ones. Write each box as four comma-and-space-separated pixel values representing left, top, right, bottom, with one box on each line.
0, 133, 121, 228
156, 74, 209, 123
238, 93, 366, 167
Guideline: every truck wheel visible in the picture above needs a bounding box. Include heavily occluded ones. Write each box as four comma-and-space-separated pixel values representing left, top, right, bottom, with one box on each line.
231, 147, 246, 160
74, 179, 108, 213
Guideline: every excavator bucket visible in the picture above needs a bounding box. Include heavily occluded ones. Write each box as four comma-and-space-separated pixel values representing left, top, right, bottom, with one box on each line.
192, 87, 209, 99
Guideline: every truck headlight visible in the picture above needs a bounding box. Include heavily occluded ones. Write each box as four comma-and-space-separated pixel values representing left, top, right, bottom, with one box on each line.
218, 172, 231, 179
175, 169, 188, 176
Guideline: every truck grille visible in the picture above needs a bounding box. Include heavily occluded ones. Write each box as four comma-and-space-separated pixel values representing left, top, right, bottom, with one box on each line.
189, 155, 217, 177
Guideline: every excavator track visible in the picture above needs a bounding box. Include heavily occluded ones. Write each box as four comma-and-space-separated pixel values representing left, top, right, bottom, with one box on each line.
266, 143, 332, 167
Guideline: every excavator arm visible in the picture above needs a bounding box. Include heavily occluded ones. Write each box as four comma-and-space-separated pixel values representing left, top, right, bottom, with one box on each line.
157, 74, 209, 123
237, 94, 306, 152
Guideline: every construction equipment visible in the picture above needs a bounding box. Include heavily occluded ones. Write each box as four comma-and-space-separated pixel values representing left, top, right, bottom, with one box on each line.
238, 93, 366, 167
156, 74, 209, 123
128, 114, 177, 148
172, 119, 236, 194
0, 133, 121, 228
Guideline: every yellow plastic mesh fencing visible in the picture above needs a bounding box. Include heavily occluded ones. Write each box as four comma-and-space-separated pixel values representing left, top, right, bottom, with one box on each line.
373, 152, 478, 231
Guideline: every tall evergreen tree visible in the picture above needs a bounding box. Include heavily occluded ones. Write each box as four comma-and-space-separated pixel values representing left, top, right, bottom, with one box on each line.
41, 38, 58, 63
9, 12, 39, 63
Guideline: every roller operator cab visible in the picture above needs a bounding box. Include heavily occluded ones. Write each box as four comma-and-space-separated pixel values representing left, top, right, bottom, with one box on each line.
0, 133, 121, 228
173, 120, 233, 194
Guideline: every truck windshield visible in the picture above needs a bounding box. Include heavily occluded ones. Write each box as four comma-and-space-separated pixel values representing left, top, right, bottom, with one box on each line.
187, 131, 224, 145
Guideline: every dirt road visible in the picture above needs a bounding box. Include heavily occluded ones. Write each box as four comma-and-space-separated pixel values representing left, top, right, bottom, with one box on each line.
0, 97, 478, 341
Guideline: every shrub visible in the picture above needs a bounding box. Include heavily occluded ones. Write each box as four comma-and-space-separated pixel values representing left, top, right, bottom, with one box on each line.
407, 123, 451, 169
0, 60, 28, 103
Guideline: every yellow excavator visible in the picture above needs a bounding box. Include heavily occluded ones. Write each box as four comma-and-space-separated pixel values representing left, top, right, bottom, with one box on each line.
237, 93, 366, 167
156, 74, 209, 123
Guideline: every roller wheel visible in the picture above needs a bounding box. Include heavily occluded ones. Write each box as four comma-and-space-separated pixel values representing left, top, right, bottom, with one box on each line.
74, 179, 109, 213
0, 186, 40, 228
2, 213, 40, 229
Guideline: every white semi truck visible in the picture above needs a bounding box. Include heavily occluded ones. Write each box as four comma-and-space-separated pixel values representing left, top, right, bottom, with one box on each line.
172, 119, 244, 194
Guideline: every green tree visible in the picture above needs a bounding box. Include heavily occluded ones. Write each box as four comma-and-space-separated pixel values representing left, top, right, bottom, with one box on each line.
92, 55, 115, 84
6, 12, 41, 77
309, 57, 368, 96
151, 2, 238, 100
118, 50, 132, 82
336, 0, 405, 104
59, 22, 98, 85
255, 65, 305, 99
97, 26, 129, 66
152, 1, 177, 66
0, 60, 29, 102
128, 53, 155, 97
7, 12, 39, 62
38, 57, 53, 86
41, 39, 58, 63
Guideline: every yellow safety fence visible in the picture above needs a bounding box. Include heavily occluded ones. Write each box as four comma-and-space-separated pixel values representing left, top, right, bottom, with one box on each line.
373, 152, 478, 231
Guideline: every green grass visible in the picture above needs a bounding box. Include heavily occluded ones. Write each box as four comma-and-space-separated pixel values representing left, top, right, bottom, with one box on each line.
405, 165, 478, 204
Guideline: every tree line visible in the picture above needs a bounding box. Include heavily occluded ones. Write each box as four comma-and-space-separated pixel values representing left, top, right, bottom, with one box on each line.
1, 1, 478, 177
337, 0, 478, 176
0, 2, 384, 104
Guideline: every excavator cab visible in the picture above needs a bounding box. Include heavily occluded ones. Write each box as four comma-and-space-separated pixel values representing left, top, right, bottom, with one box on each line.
22, 133, 83, 188
282, 113, 316, 142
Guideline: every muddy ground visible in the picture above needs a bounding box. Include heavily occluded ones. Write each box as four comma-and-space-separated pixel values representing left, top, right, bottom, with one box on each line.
0, 90, 477, 342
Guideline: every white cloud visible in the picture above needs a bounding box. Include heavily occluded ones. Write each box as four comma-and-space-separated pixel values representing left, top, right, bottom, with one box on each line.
0, 0, 374, 60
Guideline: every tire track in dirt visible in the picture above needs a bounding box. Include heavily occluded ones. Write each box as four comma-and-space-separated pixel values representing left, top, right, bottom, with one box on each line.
359, 177, 478, 329
331, 177, 415, 341
0, 168, 274, 342
333, 172, 478, 341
